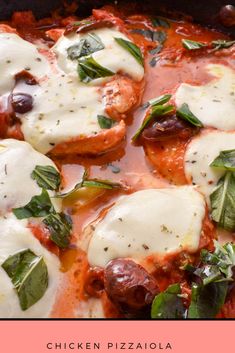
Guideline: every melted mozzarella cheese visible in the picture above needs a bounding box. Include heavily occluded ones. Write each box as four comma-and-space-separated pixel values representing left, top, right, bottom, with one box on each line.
87, 187, 205, 268
184, 130, 235, 199
0, 139, 61, 215
175, 64, 235, 130
17, 27, 144, 153
52, 28, 144, 83
19, 75, 106, 154
0, 214, 60, 318
0, 33, 50, 95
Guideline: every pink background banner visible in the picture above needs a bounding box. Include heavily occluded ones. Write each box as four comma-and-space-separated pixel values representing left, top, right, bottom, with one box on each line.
0, 320, 234, 353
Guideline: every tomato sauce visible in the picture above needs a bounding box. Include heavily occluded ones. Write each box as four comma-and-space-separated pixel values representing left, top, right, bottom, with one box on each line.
1, 4, 235, 318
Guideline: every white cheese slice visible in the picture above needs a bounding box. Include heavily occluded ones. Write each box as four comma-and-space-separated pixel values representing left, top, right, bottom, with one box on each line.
0, 139, 61, 215
0, 32, 50, 95
19, 75, 105, 154
87, 186, 205, 268
184, 130, 235, 199
0, 214, 60, 318
175, 64, 235, 130
52, 28, 144, 83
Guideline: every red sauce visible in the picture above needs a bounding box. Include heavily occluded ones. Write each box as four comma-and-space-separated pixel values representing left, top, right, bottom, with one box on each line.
1, 5, 234, 318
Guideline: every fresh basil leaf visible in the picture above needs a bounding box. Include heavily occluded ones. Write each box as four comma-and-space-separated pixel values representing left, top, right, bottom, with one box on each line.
183, 242, 235, 318
31, 165, 61, 191
77, 56, 114, 83
1, 249, 48, 311
142, 93, 171, 109
176, 103, 203, 127
182, 263, 197, 274
152, 17, 170, 28
212, 40, 235, 50
13, 189, 55, 219
148, 94, 172, 108
194, 265, 222, 285
132, 104, 174, 141
56, 169, 87, 198
71, 20, 92, 26
83, 179, 121, 189
210, 172, 235, 231
114, 37, 144, 66
182, 39, 206, 50
185, 241, 235, 285
151, 284, 186, 319
43, 213, 72, 248
57, 181, 83, 198
201, 241, 235, 279
97, 115, 116, 129
131, 29, 166, 44
188, 281, 228, 318
67, 33, 104, 60
210, 149, 235, 171
57, 169, 121, 198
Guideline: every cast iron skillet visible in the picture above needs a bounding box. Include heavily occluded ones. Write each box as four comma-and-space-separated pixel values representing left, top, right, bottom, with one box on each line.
0, 0, 234, 36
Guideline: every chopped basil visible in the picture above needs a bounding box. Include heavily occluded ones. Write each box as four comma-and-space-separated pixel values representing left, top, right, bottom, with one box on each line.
13, 189, 55, 219
152, 31, 167, 44
176, 103, 203, 127
131, 29, 154, 40
1, 249, 48, 311
210, 172, 235, 231
31, 165, 61, 191
187, 241, 234, 319
114, 37, 144, 66
149, 57, 159, 67
182, 39, 206, 50
97, 115, 116, 129
43, 213, 72, 248
149, 44, 163, 55
193, 264, 222, 286
77, 56, 114, 83
132, 103, 174, 141
152, 17, 170, 28
108, 163, 121, 174
212, 39, 235, 50
151, 284, 186, 319
210, 149, 235, 171
162, 242, 235, 319
152, 242, 235, 319
188, 281, 228, 318
201, 242, 235, 280
67, 33, 104, 60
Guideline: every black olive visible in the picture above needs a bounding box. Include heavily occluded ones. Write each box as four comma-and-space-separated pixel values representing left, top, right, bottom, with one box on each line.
219, 5, 235, 27
142, 114, 194, 142
11, 93, 33, 114
104, 258, 159, 318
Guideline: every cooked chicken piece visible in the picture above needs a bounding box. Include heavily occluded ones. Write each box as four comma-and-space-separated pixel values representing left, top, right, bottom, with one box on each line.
103, 76, 141, 120
49, 120, 126, 156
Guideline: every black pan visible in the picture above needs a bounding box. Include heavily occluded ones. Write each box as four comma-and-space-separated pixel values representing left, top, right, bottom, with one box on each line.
0, 0, 235, 36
